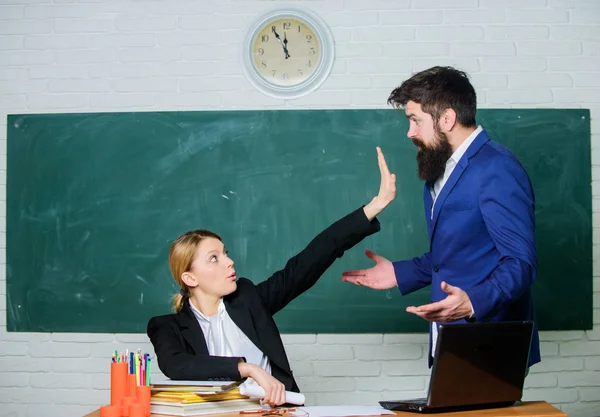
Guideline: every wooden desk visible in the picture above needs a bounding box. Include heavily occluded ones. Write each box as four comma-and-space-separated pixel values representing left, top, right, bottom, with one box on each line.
83, 401, 566, 417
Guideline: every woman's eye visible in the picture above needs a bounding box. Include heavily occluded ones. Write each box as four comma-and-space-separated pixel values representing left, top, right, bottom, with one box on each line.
209, 256, 217, 263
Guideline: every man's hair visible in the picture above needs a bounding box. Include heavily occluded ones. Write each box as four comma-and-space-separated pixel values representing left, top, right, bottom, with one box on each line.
388, 66, 477, 127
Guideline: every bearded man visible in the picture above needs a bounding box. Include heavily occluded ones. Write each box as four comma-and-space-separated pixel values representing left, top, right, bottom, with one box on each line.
341, 66, 540, 370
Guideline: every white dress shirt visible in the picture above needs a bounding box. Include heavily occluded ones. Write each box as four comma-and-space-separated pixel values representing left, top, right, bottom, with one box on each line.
430, 126, 482, 356
189, 299, 271, 378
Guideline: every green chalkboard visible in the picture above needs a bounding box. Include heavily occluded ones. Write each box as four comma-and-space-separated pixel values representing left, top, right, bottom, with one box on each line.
6, 109, 592, 333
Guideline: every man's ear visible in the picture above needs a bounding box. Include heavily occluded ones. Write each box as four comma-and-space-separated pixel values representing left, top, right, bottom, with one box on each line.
181, 272, 198, 288
439, 108, 457, 132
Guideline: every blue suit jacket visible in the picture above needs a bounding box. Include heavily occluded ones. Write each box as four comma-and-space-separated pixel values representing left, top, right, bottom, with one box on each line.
393, 129, 540, 368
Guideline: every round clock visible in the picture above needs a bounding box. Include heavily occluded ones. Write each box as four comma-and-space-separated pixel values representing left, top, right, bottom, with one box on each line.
241, 6, 335, 99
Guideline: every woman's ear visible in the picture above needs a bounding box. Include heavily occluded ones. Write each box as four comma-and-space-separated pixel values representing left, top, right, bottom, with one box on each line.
181, 272, 198, 288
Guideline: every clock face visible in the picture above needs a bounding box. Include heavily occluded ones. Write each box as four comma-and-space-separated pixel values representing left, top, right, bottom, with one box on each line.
251, 17, 321, 87
241, 7, 334, 99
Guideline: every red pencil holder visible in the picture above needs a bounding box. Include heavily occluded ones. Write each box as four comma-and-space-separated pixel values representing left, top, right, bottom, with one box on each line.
136, 385, 151, 417
127, 374, 137, 397
120, 396, 139, 417
129, 403, 145, 417
99, 404, 122, 417
110, 362, 128, 407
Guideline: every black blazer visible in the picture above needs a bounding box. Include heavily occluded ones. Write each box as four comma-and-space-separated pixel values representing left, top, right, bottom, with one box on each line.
147, 207, 380, 392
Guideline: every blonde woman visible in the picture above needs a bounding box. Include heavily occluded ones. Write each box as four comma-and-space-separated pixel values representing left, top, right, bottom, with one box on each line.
147, 148, 396, 406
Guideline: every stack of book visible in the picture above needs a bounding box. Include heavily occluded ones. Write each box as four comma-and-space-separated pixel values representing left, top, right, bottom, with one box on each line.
150, 380, 263, 416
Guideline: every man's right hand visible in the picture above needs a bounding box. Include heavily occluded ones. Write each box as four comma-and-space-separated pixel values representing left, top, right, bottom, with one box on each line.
341, 249, 398, 290
238, 362, 286, 407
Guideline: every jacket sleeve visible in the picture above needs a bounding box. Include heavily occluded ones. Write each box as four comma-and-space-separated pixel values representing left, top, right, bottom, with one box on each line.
465, 156, 537, 320
392, 252, 433, 296
147, 316, 244, 381
255, 206, 380, 315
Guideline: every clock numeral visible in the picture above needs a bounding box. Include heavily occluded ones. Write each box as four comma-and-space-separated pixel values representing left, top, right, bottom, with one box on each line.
258, 48, 265, 56
261, 34, 269, 42
307, 60, 312, 68
298, 25, 301, 33
283, 22, 291, 30
309, 47, 316, 56
298, 69, 304, 76
272, 70, 277, 77
261, 60, 267, 68
306, 34, 312, 43
282, 73, 289, 80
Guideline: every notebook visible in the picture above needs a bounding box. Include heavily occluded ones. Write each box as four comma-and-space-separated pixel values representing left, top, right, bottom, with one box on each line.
151, 379, 242, 393
379, 321, 533, 414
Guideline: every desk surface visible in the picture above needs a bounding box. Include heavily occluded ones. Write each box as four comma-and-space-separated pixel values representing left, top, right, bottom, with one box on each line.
83, 401, 566, 417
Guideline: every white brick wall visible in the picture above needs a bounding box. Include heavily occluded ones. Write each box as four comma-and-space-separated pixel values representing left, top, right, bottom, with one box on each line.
0, 1, 599, 416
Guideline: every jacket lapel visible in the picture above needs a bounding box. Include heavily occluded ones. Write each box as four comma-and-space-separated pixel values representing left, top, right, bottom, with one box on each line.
424, 183, 434, 238
176, 301, 209, 354
430, 130, 490, 238
430, 160, 468, 237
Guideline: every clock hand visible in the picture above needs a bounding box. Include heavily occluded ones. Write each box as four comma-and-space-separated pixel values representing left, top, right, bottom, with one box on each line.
283, 31, 291, 59
271, 27, 291, 59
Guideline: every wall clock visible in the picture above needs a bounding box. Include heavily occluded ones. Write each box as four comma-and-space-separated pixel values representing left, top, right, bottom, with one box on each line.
241, 6, 335, 100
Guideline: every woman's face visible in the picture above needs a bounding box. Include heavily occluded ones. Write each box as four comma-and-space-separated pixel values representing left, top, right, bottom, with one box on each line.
187, 237, 237, 298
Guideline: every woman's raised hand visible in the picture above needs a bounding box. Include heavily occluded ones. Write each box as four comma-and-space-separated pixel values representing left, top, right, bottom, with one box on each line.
363, 147, 396, 221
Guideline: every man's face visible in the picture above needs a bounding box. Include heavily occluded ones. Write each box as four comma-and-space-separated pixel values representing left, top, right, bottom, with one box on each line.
404, 101, 453, 183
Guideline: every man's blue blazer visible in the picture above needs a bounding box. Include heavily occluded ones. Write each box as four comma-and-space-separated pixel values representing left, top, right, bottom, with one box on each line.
393, 129, 540, 367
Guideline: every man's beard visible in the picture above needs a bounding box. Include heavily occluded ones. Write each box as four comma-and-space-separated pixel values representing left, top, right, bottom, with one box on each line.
413, 130, 453, 183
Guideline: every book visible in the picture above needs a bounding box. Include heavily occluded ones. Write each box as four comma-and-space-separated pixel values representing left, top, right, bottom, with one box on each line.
151, 379, 242, 394
151, 388, 247, 404
150, 397, 263, 416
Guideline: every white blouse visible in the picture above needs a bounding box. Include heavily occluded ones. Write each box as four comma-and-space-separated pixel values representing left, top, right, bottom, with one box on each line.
189, 299, 272, 378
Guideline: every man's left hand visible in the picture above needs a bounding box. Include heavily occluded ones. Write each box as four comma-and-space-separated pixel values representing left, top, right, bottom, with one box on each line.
406, 281, 473, 322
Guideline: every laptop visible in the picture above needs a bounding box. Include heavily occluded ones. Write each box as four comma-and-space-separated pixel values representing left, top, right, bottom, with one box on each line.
379, 321, 533, 413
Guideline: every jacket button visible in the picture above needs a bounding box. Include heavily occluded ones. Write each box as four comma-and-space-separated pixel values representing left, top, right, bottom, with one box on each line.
434, 266, 440, 272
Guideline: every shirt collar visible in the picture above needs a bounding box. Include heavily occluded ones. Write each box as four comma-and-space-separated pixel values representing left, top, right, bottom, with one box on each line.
448, 125, 483, 165
189, 298, 225, 322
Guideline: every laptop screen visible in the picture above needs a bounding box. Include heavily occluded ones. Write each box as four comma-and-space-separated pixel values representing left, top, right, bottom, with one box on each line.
427, 321, 533, 409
